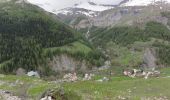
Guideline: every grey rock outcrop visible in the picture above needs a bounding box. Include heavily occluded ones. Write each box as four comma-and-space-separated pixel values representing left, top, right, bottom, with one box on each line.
142, 48, 157, 69
48, 54, 90, 73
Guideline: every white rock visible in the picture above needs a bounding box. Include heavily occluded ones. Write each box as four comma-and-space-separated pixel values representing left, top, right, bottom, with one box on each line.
27, 71, 40, 78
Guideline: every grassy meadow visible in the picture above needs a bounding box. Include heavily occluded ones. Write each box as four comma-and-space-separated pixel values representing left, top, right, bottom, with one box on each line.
0, 67, 170, 100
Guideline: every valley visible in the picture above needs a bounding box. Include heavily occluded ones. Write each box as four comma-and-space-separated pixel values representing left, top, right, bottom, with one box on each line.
1, 0, 170, 100
1, 68, 170, 100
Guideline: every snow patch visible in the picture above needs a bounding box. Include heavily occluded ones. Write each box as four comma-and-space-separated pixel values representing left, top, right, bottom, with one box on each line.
122, 0, 170, 6
74, 2, 113, 11
56, 8, 98, 17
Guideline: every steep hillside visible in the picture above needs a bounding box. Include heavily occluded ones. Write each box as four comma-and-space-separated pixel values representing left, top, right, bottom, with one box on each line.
57, 4, 170, 69
0, 0, 104, 75
89, 21, 170, 68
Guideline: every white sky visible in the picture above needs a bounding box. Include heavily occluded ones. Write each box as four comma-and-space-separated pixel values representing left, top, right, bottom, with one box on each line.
27, 0, 170, 13
27, 0, 124, 11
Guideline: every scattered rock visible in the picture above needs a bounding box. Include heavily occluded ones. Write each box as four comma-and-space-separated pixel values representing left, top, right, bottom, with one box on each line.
141, 96, 169, 100
98, 61, 111, 70
117, 95, 127, 100
63, 73, 78, 82
96, 77, 109, 82
98, 65, 111, 70
123, 69, 133, 76
27, 71, 40, 78
83, 73, 94, 81
40, 96, 52, 100
144, 71, 160, 79
123, 69, 160, 79
16, 68, 26, 76
0, 90, 21, 100
102, 77, 109, 81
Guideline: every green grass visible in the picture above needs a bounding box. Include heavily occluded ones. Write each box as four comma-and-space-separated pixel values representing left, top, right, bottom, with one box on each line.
0, 60, 12, 68
63, 77, 170, 100
106, 42, 143, 67
44, 41, 92, 55
0, 75, 58, 99
1, 67, 170, 100
43, 41, 105, 67
27, 83, 56, 98
62, 67, 170, 100
160, 67, 170, 77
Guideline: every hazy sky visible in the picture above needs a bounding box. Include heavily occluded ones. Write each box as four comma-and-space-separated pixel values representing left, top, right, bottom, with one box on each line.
27, 0, 123, 11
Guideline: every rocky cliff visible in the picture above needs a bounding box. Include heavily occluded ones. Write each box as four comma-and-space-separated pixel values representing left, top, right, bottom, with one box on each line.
48, 54, 92, 73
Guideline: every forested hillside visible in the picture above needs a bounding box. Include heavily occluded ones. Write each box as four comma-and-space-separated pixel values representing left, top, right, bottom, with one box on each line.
89, 21, 170, 67
0, 0, 104, 74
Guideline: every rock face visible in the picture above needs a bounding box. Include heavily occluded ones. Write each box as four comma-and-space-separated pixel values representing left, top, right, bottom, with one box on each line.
58, 5, 169, 29
48, 54, 89, 73
142, 48, 157, 69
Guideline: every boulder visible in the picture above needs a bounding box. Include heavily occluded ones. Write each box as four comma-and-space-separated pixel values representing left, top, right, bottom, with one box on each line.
16, 68, 26, 76
63, 73, 78, 82
40, 96, 52, 100
83, 73, 94, 81
96, 77, 109, 82
27, 71, 40, 78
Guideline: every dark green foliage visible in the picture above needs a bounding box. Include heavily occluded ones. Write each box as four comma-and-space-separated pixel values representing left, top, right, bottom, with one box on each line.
44, 44, 105, 68
91, 22, 170, 46
91, 26, 146, 46
161, 12, 170, 18
14, 39, 43, 71
0, 37, 44, 73
153, 43, 170, 66
90, 21, 170, 66
0, 2, 75, 72
0, 3, 77, 48
145, 22, 170, 40
161, 12, 170, 26
0, 2, 103, 73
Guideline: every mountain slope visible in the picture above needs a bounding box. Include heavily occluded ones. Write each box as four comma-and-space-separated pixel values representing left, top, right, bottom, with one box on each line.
26, 0, 170, 30
27, 0, 170, 16
27, 0, 123, 12
0, 0, 104, 74
88, 21, 170, 68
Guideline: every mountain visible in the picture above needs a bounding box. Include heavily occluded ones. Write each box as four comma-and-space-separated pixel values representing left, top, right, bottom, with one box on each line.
26, 0, 170, 29
89, 21, 170, 68
1, 0, 170, 100
26, 0, 170, 68
122, 0, 170, 6
1, 0, 170, 74
27, 0, 123, 12
27, 0, 170, 15
0, 0, 104, 75
26, 0, 118, 21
